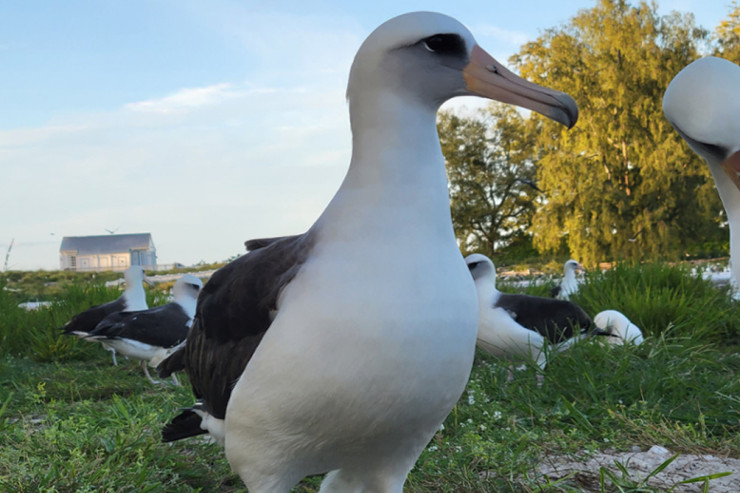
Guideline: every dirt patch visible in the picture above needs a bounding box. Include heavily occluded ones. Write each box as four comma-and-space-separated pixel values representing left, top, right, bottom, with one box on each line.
537, 445, 740, 492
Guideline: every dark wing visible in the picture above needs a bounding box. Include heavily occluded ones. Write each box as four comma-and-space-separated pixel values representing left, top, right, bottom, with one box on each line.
495, 293, 594, 343
89, 303, 190, 348
244, 235, 300, 252
157, 344, 187, 377
549, 285, 561, 298
162, 410, 207, 441
161, 233, 314, 441
60, 296, 127, 335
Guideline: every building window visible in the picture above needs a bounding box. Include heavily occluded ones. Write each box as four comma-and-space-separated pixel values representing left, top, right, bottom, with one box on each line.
70, 256, 77, 270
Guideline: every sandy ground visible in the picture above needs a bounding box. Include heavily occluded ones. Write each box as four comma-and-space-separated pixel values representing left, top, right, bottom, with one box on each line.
536, 445, 740, 492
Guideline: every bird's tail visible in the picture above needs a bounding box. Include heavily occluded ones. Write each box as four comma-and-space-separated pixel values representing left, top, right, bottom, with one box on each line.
156, 344, 186, 378
162, 409, 208, 442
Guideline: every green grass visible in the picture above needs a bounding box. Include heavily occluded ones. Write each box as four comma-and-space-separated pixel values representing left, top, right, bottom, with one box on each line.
1, 263, 738, 491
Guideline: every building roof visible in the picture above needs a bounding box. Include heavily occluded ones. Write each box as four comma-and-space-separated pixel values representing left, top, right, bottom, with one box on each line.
59, 233, 154, 255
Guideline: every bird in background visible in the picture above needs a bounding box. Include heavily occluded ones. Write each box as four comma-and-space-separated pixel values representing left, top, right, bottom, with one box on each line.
85, 274, 203, 385
550, 259, 586, 300
60, 265, 153, 365
466, 254, 597, 378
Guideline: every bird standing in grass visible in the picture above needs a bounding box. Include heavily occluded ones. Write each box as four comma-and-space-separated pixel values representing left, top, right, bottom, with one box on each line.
60, 265, 153, 365
160, 12, 577, 492
86, 274, 203, 384
550, 259, 585, 300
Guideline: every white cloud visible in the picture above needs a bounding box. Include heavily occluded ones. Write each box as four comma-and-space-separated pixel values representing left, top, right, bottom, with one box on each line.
124, 83, 242, 114
473, 24, 530, 47
0, 76, 352, 270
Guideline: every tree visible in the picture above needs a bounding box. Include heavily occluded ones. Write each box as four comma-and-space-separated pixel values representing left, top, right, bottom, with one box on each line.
439, 104, 539, 258
504, 0, 726, 265
714, 2, 740, 62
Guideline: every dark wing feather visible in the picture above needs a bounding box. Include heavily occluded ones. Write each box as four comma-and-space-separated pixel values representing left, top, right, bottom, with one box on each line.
89, 303, 190, 348
60, 296, 127, 335
495, 293, 594, 343
178, 233, 314, 422
244, 234, 301, 252
162, 409, 208, 442
549, 285, 561, 298
157, 345, 186, 377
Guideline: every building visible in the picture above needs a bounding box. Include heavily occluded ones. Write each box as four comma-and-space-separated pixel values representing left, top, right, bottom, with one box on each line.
59, 233, 157, 272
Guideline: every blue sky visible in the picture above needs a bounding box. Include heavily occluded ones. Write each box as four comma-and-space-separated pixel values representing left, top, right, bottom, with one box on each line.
0, 0, 733, 270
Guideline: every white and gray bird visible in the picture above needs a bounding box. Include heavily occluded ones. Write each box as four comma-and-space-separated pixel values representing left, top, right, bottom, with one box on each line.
85, 274, 203, 384
593, 310, 644, 345
663, 57, 740, 296
60, 265, 153, 365
550, 259, 585, 300
466, 254, 595, 373
159, 12, 577, 492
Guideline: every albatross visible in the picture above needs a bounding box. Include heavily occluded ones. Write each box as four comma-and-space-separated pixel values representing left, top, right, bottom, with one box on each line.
550, 259, 585, 300
160, 11, 577, 492
85, 274, 203, 384
466, 254, 595, 372
60, 265, 153, 365
593, 310, 644, 345
663, 57, 740, 294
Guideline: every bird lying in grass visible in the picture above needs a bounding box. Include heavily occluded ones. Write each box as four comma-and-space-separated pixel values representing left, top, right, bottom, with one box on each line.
466, 254, 600, 380
593, 310, 644, 345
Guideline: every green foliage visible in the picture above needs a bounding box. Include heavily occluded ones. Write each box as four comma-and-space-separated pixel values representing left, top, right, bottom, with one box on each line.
713, 1, 740, 61
439, 105, 539, 258
500, 0, 726, 265
572, 262, 740, 342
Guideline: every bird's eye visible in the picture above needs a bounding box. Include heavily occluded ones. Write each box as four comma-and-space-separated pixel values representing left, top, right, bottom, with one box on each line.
422, 34, 466, 56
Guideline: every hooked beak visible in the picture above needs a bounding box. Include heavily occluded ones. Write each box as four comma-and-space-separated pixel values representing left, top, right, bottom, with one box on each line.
722, 151, 740, 191
463, 45, 578, 129
143, 277, 155, 287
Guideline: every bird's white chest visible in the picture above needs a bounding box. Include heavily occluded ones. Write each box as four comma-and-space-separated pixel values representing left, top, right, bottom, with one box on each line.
226, 239, 478, 457
267, 241, 476, 384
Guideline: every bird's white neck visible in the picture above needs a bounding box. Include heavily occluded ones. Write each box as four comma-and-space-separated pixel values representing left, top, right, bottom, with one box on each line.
317, 93, 454, 243
124, 282, 147, 309
175, 295, 198, 320
474, 278, 499, 310
707, 160, 740, 285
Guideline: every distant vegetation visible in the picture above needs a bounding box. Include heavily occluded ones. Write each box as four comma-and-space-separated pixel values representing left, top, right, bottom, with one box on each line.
0, 262, 224, 302
441, 0, 740, 267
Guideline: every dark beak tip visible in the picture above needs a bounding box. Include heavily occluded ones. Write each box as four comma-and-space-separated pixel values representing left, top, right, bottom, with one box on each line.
561, 95, 579, 129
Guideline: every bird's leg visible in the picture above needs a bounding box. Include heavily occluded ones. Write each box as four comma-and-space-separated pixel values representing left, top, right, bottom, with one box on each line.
107, 347, 118, 366
142, 360, 160, 385
170, 373, 180, 386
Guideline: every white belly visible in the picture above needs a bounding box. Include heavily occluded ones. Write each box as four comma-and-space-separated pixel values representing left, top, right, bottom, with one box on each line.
224, 243, 478, 481
105, 338, 159, 362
